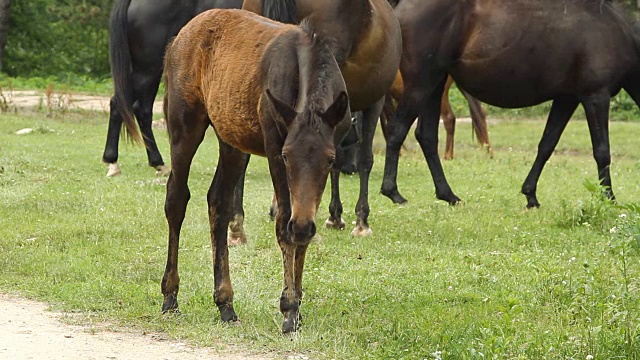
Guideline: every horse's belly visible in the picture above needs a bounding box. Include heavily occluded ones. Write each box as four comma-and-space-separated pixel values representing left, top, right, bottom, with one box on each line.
210, 113, 266, 156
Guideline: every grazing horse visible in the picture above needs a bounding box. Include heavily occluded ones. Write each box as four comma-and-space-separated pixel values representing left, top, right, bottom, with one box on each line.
243, 0, 401, 236
381, 0, 640, 207
160, 9, 351, 333
102, 0, 241, 177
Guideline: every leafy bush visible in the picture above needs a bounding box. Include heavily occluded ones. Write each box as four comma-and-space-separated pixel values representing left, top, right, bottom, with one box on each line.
4, 0, 111, 80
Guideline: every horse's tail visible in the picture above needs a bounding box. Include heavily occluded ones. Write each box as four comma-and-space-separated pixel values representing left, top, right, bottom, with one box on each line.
109, 0, 142, 144
262, 0, 298, 24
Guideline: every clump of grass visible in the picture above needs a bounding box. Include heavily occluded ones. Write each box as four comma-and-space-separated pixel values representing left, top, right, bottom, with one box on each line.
556, 179, 621, 232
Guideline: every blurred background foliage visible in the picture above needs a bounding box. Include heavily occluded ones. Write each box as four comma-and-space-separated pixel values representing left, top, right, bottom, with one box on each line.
0, 0, 640, 118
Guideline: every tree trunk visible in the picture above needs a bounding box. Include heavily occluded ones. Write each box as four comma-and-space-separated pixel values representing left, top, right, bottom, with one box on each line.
0, 0, 11, 72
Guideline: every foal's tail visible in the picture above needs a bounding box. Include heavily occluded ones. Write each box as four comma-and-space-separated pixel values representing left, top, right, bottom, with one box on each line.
109, 0, 142, 144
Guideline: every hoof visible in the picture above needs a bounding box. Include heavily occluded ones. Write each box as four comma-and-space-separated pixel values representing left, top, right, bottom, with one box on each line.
325, 217, 346, 230
526, 200, 540, 209
282, 315, 301, 334
106, 163, 121, 177
227, 234, 247, 246
162, 293, 179, 313
381, 188, 407, 204
218, 303, 238, 322
524, 193, 540, 209
155, 165, 171, 177
351, 225, 372, 237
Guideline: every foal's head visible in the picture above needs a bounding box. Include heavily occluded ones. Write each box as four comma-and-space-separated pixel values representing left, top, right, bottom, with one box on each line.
266, 89, 350, 243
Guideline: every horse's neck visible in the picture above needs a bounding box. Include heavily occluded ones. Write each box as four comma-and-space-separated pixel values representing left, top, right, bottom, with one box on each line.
305, 0, 372, 65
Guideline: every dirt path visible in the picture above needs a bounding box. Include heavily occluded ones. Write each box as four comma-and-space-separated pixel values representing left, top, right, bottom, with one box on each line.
0, 294, 274, 360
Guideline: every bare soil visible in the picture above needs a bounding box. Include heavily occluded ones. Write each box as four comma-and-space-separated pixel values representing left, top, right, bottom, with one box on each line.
0, 294, 275, 360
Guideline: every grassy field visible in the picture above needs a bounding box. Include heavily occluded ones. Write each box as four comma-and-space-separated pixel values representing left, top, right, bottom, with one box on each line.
1, 108, 640, 359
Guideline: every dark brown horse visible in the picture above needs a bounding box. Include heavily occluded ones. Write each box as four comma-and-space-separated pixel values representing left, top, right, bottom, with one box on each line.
159, 9, 350, 333
243, 0, 401, 236
102, 0, 241, 177
381, 0, 640, 207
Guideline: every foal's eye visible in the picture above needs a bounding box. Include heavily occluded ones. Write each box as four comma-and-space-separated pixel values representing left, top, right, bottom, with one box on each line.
281, 153, 288, 164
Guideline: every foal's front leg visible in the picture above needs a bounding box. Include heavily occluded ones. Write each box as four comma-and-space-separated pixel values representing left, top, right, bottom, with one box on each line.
208, 141, 249, 322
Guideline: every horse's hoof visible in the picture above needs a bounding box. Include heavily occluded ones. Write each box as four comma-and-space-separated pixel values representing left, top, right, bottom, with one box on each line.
161, 294, 179, 313
351, 225, 372, 237
155, 165, 171, 177
227, 234, 247, 246
325, 217, 346, 230
282, 316, 300, 334
218, 303, 238, 322
106, 163, 121, 177
381, 188, 407, 204
437, 192, 461, 205
526, 200, 540, 209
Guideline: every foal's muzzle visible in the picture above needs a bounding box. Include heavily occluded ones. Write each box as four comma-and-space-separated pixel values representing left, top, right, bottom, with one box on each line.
287, 219, 317, 243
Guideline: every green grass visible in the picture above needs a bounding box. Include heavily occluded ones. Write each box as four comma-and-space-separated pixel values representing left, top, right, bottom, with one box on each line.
1, 109, 640, 359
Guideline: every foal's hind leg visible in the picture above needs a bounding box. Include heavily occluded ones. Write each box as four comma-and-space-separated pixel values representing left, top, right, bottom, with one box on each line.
207, 140, 248, 322
228, 155, 250, 246
132, 73, 168, 176
161, 106, 209, 313
521, 97, 578, 208
351, 98, 383, 236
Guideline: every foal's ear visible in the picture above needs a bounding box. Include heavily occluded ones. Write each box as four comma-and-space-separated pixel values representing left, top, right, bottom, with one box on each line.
320, 91, 349, 127
265, 89, 297, 125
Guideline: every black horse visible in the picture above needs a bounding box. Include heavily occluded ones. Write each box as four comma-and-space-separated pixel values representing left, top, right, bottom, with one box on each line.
102, 0, 241, 177
381, 0, 640, 208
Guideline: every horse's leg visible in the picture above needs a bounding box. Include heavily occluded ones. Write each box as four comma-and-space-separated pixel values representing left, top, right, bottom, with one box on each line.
103, 96, 124, 177
207, 141, 248, 322
582, 93, 614, 201
380, 89, 422, 204
161, 107, 209, 313
412, 74, 462, 204
292, 243, 308, 327
266, 143, 299, 333
441, 77, 456, 160
351, 97, 383, 236
461, 88, 493, 158
325, 166, 346, 230
132, 73, 169, 176
227, 154, 250, 246
521, 97, 579, 208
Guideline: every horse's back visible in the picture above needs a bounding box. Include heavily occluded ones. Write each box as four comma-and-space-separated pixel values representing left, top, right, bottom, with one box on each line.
398, 0, 640, 107
165, 9, 297, 155
340, 0, 401, 110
